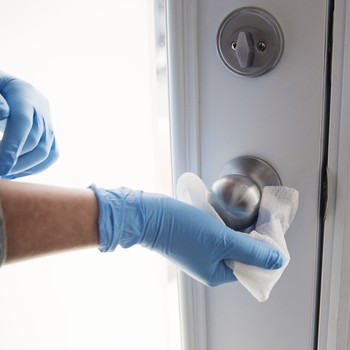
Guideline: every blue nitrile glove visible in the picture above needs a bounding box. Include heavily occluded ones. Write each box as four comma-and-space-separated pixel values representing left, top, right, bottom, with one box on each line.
0, 70, 58, 179
90, 185, 284, 287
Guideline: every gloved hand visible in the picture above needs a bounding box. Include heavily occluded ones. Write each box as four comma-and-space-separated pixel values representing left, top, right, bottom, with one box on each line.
90, 185, 284, 287
0, 70, 58, 179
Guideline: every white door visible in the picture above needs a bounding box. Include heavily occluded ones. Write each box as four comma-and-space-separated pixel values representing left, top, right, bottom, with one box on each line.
167, 0, 338, 349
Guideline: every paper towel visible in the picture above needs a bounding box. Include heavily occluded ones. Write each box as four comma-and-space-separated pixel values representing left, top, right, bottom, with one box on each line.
176, 172, 299, 302
176, 172, 224, 223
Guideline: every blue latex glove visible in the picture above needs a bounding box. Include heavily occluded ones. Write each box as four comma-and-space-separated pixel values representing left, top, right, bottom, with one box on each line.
0, 71, 58, 178
90, 185, 284, 287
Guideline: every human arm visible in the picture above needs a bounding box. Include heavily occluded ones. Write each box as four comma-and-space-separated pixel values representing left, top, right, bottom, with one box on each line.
0, 180, 98, 263
0, 71, 58, 179
0, 180, 283, 287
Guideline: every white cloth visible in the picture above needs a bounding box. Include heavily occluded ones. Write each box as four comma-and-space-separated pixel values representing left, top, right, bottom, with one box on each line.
176, 172, 299, 302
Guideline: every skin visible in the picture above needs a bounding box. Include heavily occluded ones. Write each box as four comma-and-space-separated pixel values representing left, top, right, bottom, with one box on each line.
0, 180, 98, 263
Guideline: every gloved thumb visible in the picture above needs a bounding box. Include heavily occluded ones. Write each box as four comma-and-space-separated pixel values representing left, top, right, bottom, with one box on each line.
0, 94, 9, 120
226, 230, 285, 270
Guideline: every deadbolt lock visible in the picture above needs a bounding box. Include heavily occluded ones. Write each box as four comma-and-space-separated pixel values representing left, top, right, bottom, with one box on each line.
217, 7, 284, 77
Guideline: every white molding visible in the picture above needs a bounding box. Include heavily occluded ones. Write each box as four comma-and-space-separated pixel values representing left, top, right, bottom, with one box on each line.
166, 1, 208, 350
177, 273, 208, 350
319, 0, 350, 348
166, 0, 200, 177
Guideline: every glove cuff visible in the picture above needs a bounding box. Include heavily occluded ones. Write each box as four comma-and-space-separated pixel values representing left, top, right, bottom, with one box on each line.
89, 185, 145, 252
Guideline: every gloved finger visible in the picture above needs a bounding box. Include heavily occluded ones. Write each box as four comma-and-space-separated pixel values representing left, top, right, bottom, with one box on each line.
20, 111, 45, 154
0, 111, 32, 175
206, 261, 237, 287
3, 138, 58, 179
0, 78, 38, 174
6, 129, 56, 174
225, 230, 284, 269
0, 94, 9, 120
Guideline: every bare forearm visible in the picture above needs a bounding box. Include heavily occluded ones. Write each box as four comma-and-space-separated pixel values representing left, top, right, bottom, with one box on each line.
0, 180, 99, 263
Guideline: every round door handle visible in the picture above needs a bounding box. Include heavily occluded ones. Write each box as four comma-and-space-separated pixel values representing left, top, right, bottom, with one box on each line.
208, 156, 281, 231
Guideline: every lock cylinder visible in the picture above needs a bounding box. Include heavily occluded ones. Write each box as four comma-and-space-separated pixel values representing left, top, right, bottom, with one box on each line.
217, 7, 284, 77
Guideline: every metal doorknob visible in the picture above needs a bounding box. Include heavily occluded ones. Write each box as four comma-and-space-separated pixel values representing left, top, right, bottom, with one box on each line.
207, 156, 281, 231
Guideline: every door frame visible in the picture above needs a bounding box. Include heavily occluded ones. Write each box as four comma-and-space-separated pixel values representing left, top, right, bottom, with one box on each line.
319, 0, 350, 348
166, 1, 208, 349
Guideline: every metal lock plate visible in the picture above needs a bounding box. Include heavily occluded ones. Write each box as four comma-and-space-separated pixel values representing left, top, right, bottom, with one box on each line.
217, 7, 284, 77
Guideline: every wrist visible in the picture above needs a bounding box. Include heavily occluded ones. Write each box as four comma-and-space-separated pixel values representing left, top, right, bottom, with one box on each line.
90, 185, 146, 252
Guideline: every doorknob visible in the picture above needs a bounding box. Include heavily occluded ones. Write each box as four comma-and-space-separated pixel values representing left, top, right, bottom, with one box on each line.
217, 7, 284, 77
207, 156, 281, 230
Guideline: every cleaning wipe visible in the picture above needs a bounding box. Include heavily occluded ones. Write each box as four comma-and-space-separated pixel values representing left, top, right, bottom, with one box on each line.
225, 186, 299, 301
176, 172, 299, 302
176, 172, 224, 224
